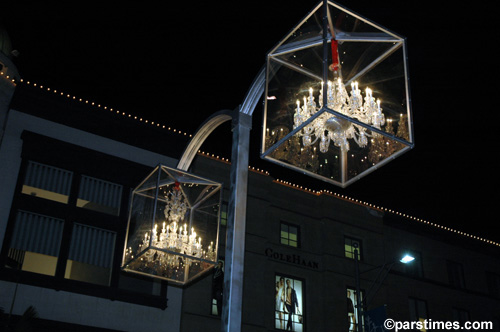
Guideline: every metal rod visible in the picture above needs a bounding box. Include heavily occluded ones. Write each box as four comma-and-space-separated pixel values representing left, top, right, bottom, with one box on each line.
322, 0, 329, 108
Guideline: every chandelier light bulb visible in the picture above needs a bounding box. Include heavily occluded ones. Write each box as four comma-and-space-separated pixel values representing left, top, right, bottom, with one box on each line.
292, 79, 385, 152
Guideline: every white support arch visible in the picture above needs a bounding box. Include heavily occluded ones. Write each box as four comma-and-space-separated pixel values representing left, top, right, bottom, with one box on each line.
176, 67, 265, 171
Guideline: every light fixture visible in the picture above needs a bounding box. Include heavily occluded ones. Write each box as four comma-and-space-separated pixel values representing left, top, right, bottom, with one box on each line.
261, 1, 414, 187
122, 164, 221, 285
293, 79, 384, 153
399, 254, 415, 264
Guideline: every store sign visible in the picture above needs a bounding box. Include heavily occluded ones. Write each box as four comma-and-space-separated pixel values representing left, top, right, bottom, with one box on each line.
265, 248, 319, 269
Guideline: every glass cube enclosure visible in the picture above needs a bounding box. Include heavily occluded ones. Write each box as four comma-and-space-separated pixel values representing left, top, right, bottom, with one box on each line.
122, 164, 221, 285
262, 1, 414, 187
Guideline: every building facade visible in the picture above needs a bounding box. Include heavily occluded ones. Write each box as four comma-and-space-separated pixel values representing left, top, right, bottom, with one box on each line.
1, 58, 500, 331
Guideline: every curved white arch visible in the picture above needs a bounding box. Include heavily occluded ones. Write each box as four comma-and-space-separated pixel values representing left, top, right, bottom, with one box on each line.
177, 110, 233, 171
177, 66, 266, 171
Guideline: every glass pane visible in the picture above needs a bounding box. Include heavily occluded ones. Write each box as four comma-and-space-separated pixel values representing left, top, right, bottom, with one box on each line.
7, 210, 64, 276
77, 175, 123, 215
65, 223, 116, 286
22, 161, 73, 204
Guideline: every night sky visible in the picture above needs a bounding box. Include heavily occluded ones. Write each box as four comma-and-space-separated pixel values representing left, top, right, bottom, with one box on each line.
2, 2, 499, 242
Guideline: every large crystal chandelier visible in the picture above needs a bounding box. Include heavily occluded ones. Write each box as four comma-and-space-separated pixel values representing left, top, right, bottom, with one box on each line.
294, 79, 385, 153
122, 165, 221, 284
261, 0, 414, 187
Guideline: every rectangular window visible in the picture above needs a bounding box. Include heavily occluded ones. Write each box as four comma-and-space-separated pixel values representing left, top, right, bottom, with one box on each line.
347, 287, 364, 332
21, 161, 73, 204
1, 135, 168, 309
345, 237, 361, 260
65, 223, 116, 286
211, 260, 224, 316
408, 297, 428, 331
77, 175, 123, 215
281, 222, 299, 248
220, 202, 228, 227
447, 260, 465, 289
7, 210, 64, 276
276, 274, 304, 331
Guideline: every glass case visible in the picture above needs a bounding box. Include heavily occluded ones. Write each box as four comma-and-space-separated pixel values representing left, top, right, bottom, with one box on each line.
122, 164, 221, 285
262, 1, 413, 187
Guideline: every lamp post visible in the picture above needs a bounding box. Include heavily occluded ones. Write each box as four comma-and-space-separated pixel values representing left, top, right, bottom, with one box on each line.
353, 243, 415, 332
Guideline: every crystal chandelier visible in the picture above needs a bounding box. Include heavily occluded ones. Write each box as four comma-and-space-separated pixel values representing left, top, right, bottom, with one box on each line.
260, 1, 413, 187
293, 80, 385, 154
125, 182, 216, 269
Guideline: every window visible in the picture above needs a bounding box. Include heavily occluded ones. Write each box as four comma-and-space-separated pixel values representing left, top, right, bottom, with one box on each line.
77, 175, 122, 215
405, 251, 423, 278
344, 237, 361, 260
408, 297, 428, 332
347, 287, 364, 332
6, 166, 121, 286
7, 210, 64, 276
275, 274, 304, 331
65, 223, 116, 286
280, 222, 300, 247
1, 133, 167, 308
211, 260, 224, 316
21, 161, 73, 204
220, 202, 228, 227
447, 260, 465, 289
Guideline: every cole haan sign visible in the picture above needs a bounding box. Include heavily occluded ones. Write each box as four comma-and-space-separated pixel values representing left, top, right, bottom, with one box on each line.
265, 247, 319, 269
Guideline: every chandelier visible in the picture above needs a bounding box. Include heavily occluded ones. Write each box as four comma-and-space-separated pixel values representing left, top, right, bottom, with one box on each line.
127, 182, 217, 267
260, 1, 413, 187
122, 165, 221, 285
294, 80, 384, 153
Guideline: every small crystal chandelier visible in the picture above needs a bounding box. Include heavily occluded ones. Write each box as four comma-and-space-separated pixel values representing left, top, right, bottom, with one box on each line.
125, 182, 216, 270
122, 165, 221, 284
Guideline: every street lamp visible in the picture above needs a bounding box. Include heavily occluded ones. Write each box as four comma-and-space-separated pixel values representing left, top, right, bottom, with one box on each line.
353, 243, 414, 332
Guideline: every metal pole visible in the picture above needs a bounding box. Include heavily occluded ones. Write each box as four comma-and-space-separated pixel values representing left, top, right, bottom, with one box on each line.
221, 109, 252, 332
354, 245, 362, 332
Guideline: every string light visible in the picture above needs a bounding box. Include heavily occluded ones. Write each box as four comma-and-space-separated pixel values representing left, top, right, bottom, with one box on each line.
5, 73, 496, 248
5, 75, 193, 138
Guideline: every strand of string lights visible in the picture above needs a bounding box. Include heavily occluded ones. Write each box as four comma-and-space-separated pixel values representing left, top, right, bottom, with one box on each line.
3, 72, 497, 248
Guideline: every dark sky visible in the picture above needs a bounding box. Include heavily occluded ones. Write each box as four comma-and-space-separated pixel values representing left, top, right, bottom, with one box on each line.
2, 1, 499, 242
